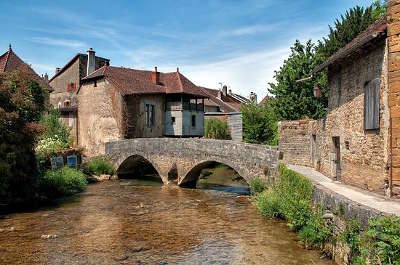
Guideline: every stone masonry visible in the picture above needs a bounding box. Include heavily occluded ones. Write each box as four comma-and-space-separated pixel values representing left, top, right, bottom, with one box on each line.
388, 0, 400, 195
105, 138, 279, 185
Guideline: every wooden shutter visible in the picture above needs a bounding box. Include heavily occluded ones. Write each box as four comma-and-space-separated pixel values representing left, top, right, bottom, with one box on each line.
364, 78, 380, 130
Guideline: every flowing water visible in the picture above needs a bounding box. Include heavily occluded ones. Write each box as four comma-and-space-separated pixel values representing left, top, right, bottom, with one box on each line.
0, 179, 335, 265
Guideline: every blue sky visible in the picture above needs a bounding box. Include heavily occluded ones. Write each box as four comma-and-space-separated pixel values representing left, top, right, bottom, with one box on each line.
0, 0, 373, 99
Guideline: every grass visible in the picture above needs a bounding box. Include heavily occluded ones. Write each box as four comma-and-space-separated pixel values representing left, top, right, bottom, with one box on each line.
39, 166, 87, 198
254, 164, 332, 247
83, 156, 115, 176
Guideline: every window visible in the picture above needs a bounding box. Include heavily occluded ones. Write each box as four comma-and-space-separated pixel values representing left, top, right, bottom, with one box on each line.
94, 80, 97, 87
145, 104, 155, 127
364, 78, 380, 130
171, 116, 176, 124
191, 115, 196, 127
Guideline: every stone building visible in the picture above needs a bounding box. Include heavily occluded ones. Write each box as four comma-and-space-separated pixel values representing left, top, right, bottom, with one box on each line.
48, 48, 109, 144
279, 7, 400, 198
76, 65, 207, 156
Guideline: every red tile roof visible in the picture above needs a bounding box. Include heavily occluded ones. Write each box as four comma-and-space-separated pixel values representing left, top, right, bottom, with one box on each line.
0, 45, 53, 91
313, 17, 387, 73
81, 66, 208, 98
199, 86, 247, 112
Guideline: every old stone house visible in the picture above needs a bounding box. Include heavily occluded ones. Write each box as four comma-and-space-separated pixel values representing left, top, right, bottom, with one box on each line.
78, 65, 207, 156
279, 6, 400, 198
49, 48, 109, 144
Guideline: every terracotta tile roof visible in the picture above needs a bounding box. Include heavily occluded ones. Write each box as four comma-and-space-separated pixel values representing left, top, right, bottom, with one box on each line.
81, 66, 208, 98
259, 95, 271, 106
198, 86, 247, 112
0, 46, 53, 91
313, 17, 387, 73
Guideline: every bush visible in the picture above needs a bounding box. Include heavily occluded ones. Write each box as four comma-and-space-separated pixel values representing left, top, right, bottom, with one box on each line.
255, 164, 330, 246
256, 187, 282, 218
84, 157, 115, 176
39, 167, 87, 198
250, 177, 267, 194
241, 100, 278, 145
356, 215, 400, 265
204, 118, 229, 139
300, 209, 333, 247
36, 108, 72, 158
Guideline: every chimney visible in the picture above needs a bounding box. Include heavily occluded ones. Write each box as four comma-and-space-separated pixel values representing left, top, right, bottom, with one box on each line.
55, 67, 61, 74
152, 66, 160, 85
43, 73, 49, 82
104, 60, 110, 67
87, 48, 96, 76
217, 90, 222, 99
250, 92, 257, 104
222, 85, 227, 96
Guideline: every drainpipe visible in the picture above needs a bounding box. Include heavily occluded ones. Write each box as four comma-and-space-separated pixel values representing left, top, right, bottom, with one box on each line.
390, 117, 393, 197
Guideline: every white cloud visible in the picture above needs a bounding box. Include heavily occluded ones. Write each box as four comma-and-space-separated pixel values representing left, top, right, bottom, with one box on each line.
30, 37, 87, 49
30, 62, 55, 75
177, 47, 290, 100
223, 24, 278, 37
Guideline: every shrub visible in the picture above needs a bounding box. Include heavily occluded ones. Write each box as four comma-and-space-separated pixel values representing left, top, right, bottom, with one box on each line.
0, 68, 47, 205
300, 209, 333, 247
84, 157, 115, 176
250, 177, 267, 194
204, 118, 229, 139
256, 187, 281, 218
39, 167, 87, 198
356, 215, 400, 265
36, 108, 72, 158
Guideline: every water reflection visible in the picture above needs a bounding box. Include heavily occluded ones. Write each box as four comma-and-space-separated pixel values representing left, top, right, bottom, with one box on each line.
0, 180, 334, 265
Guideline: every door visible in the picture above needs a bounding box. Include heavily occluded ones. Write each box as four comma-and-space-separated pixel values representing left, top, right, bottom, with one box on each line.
332, 137, 341, 181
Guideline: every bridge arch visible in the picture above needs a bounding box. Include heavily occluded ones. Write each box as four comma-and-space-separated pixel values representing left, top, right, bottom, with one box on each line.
116, 153, 166, 183
179, 159, 249, 187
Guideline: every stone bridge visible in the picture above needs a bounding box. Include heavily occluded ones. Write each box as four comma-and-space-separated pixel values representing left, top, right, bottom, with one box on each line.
105, 138, 279, 186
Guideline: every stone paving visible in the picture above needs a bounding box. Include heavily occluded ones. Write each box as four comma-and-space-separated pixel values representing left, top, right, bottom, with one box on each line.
288, 164, 400, 216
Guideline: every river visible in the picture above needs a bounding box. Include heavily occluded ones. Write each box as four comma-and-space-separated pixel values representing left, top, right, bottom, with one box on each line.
0, 178, 334, 264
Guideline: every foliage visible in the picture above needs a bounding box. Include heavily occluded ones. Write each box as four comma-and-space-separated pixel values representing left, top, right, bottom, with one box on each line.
356, 215, 400, 265
269, 1, 386, 121
249, 177, 267, 194
255, 165, 331, 247
83, 156, 115, 176
241, 100, 278, 145
0, 68, 47, 204
268, 40, 328, 120
340, 219, 361, 264
38, 166, 87, 198
300, 209, 333, 247
204, 118, 229, 139
36, 108, 71, 158
317, 2, 386, 59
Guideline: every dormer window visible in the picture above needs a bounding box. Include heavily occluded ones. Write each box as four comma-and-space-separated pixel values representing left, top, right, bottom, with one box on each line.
63, 100, 70, 107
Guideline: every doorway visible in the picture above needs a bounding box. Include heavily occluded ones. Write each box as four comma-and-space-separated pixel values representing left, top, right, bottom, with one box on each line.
332, 137, 341, 181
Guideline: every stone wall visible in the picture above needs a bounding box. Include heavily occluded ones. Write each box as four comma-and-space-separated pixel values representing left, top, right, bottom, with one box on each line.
78, 79, 122, 156
124, 94, 165, 138
388, 0, 400, 195
279, 39, 391, 196
105, 138, 279, 185
49, 58, 80, 107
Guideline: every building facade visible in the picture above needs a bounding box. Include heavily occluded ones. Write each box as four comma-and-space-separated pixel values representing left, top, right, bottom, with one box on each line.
278, 10, 400, 197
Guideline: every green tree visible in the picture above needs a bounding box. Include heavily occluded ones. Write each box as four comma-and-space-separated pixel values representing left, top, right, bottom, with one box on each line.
0, 67, 47, 205
268, 40, 327, 120
241, 100, 278, 145
204, 118, 229, 139
317, 2, 386, 59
